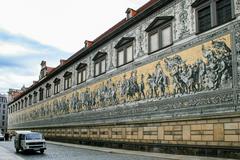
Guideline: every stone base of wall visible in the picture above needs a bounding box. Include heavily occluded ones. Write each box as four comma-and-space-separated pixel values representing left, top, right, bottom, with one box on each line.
9, 115, 240, 159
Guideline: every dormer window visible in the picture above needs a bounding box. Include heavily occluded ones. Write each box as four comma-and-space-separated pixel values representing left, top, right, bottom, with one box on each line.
63, 71, 72, 90
126, 8, 137, 20
85, 40, 93, 48
93, 52, 107, 77
145, 16, 173, 53
46, 83, 51, 98
53, 78, 61, 94
115, 37, 134, 67
76, 63, 87, 84
192, 0, 233, 33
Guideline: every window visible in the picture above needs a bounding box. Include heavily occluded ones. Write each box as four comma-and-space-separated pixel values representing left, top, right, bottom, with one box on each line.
92, 52, 107, 77
24, 97, 28, 108
2, 122, 4, 126
2, 110, 5, 114
39, 88, 44, 101
46, 83, 51, 98
54, 78, 61, 94
115, 37, 134, 67
216, 0, 232, 25
198, 6, 211, 33
63, 72, 72, 90
3, 104, 5, 109
29, 94, 32, 105
18, 102, 20, 110
2, 116, 5, 120
193, 0, 233, 33
76, 63, 87, 84
145, 16, 173, 53
33, 91, 38, 103
21, 100, 24, 109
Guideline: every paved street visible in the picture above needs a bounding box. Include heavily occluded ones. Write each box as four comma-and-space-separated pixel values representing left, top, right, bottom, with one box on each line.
0, 141, 167, 160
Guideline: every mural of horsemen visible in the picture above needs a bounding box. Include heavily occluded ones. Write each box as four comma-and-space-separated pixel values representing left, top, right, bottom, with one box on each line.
14, 34, 233, 124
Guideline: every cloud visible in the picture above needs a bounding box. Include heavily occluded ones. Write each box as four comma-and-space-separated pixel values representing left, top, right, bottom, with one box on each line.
0, 41, 35, 57
0, 29, 71, 94
0, 0, 148, 94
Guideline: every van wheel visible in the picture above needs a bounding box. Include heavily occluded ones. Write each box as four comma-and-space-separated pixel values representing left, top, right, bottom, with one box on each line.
40, 149, 44, 154
16, 148, 19, 153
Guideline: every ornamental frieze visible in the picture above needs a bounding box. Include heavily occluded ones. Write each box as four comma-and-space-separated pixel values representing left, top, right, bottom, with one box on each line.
9, 34, 233, 126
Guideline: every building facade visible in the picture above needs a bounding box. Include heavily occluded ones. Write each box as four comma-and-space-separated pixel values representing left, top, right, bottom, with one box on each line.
7, 0, 240, 157
0, 94, 7, 134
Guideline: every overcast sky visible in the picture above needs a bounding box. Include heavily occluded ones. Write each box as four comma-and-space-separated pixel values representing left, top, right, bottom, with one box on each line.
0, 0, 148, 94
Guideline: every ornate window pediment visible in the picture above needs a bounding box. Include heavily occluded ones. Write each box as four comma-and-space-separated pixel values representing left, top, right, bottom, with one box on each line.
63, 71, 72, 78
53, 78, 60, 83
191, 0, 208, 8
145, 16, 174, 32
114, 37, 135, 49
76, 63, 87, 71
45, 83, 51, 88
92, 52, 107, 61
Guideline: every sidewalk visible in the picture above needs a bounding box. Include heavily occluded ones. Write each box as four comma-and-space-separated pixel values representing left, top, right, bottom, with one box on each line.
47, 141, 236, 160
0, 146, 24, 160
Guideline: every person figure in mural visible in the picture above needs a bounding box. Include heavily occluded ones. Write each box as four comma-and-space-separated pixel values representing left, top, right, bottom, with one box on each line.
70, 93, 78, 113
106, 79, 113, 105
84, 88, 91, 109
202, 40, 232, 90
147, 73, 157, 98
154, 62, 169, 97
127, 71, 137, 100
138, 74, 145, 99
110, 83, 118, 104
196, 59, 206, 91
212, 40, 232, 87
164, 55, 188, 95
121, 74, 128, 100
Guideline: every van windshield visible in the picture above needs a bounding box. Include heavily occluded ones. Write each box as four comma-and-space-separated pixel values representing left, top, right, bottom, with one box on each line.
26, 133, 42, 140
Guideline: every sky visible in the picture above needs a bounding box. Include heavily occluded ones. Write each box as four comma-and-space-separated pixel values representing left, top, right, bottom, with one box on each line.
0, 0, 148, 94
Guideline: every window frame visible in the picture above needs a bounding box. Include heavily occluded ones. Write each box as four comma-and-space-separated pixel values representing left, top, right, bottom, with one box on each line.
39, 88, 44, 101
33, 91, 38, 104
64, 72, 72, 90
46, 83, 51, 98
117, 41, 134, 67
195, 0, 234, 34
148, 22, 173, 54
24, 97, 28, 108
77, 67, 87, 84
54, 78, 61, 95
28, 94, 32, 106
94, 56, 106, 77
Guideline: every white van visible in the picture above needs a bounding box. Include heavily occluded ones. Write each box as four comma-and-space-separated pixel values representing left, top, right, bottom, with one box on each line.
14, 131, 46, 154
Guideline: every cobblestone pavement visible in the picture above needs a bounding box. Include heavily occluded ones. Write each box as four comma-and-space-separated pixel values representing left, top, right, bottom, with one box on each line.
0, 141, 168, 160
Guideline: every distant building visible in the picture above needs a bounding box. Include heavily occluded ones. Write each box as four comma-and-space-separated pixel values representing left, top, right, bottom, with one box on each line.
0, 94, 7, 134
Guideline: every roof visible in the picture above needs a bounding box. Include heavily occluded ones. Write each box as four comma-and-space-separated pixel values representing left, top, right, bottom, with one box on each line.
9, 0, 175, 105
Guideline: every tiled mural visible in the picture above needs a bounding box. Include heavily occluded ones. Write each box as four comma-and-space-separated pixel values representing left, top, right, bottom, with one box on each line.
11, 34, 232, 125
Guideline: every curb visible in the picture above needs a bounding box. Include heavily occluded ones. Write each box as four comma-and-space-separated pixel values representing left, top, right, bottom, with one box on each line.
47, 141, 236, 160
